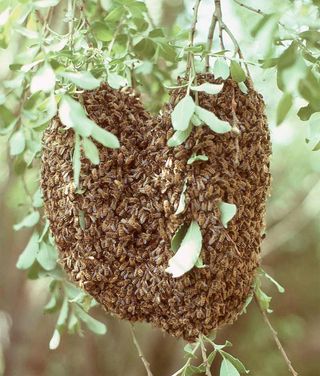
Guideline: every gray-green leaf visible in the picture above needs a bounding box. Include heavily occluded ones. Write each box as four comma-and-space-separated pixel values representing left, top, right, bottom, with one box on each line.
74, 306, 107, 335
16, 232, 39, 269
195, 106, 231, 133
60, 71, 101, 90
191, 83, 223, 95
91, 124, 120, 149
166, 221, 202, 278
167, 123, 193, 147
171, 95, 195, 131
220, 358, 240, 376
187, 154, 208, 164
219, 202, 237, 228
213, 58, 230, 80
59, 95, 94, 137
14, 211, 40, 231
10, 130, 25, 156
82, 137, 100, 165
220, 351, 249, 374
36, 242, 58, 271
30, 63, 56, 93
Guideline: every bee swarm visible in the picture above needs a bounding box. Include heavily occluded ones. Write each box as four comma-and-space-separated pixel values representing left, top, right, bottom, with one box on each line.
41, 74, 271, 341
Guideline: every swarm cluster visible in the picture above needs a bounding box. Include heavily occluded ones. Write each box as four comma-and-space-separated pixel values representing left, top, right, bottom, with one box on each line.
41, 74, 271, 341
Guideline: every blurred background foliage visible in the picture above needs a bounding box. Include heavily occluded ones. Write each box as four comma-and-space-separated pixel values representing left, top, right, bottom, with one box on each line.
0, 0, 320, 375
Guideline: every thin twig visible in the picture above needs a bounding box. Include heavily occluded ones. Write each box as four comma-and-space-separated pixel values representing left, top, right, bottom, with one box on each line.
254, 295, 299, 376
214, 0, 253, 85
130, 324, 153, 376
214, 0, 225, 50
186, 0, 202, 74
205, 5, 218, 71
200, 335, 212, 376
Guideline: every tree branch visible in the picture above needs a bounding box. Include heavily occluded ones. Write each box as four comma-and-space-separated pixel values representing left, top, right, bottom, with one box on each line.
130, 324, 154, 376
254, 295, 299, 376
205, 6, 218, 72
186, 0, 202, 74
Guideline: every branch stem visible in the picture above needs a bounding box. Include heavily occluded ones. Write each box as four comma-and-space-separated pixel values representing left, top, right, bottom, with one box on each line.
186, 0, 202, 74
130, 325, 153, 376
254, 295, 298, 376
205, 6, 218, 71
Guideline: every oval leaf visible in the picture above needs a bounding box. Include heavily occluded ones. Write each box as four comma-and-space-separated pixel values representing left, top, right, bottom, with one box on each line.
187, 154, 208, 164
59, 95, 94, 137
91, 124, 120, 149
60, 71, 101, 90
171, 95, 195, 131
213, 58, 230, 80
166, 221, 202, 278
220, 358, 240, 376
167, 123, 193, 147
230, 61, 246, 83
10, 130, 25, 156
14, 211, 40, 231
16, 232, 39, 270
82, 137, 100, 165
30, 63, 56, 93
276, 92, 293, 125
195, 106, 231, 134
219, 202, 237, 228
191, 83, 223, 95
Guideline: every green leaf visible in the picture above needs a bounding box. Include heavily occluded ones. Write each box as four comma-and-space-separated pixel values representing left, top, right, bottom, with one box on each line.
251, 14, 274, 37
49, 329, 60, 350
92, 21, 113, 41
230, 61, 246, 83
34, 0, 60, 8
195, 106, 231, 134
105, 6, 124, 22
175, 180, 187, 215
195, 256, 205, 268
171, 223, 189, 253
276, 93, 293, 125
36, 242, 58, 271
219, 202, 237, 228
91, 124, 120, 149
278, 42, 297, 70
134, 38, 156, 59
10, 130, 25, 156
171, 95, 195, 131
238, 82, 248, 95
82, 137, 100, 165
57, 297, 69, 328
107, 72, 127, 89
74, 306, 107, 335
166, 221, 202, 278
191, 113, 203, 127
59, 95, 94, 137
220, 358, 240, 376
73, 134, 81, 189
167, 123, 193, 147
30, 63, 56, 94
16, 232, 39, 270
213, 58, 229, 80
191, 83, 223, 95
261, 269, 285, 293
220, 351, 249, 374
255, 285, 272, 312
14, 211, 40, 231
60, 71, 101, 90
308, 112, 320, 143
187, 154, 208, 164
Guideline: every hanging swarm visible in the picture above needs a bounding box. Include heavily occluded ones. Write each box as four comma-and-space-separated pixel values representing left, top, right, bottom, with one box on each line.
41, 73, 271, 342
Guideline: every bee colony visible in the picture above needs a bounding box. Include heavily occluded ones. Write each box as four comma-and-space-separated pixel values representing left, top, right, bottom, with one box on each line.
41, 73, 271, 341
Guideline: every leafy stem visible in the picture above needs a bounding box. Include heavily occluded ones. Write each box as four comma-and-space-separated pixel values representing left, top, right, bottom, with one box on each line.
254, 294, 299, 376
